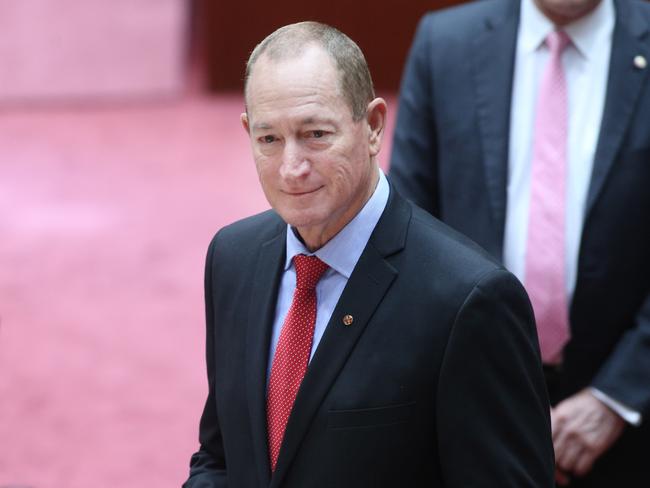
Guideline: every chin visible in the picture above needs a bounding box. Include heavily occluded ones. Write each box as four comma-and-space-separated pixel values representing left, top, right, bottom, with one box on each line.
277, 208, 327, 230
541, 0, 600, 22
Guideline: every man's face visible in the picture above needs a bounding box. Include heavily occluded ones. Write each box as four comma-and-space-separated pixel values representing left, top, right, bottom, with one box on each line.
534, 0, 601, 25
242, 46, 383, 248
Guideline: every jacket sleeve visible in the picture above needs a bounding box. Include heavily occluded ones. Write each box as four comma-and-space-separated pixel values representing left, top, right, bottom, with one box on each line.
389, 13, 440, 217
183, 237, 228, 488
437, 269, 556, 487
592, 291, 650, 420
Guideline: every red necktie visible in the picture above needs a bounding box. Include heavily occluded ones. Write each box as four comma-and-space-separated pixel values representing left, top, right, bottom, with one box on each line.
525, 30, 571, 364
266, 254, 328, 472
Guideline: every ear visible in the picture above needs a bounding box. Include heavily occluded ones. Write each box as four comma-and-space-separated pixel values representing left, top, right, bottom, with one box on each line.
241, 112, 250, 134
366, 98, 387, 157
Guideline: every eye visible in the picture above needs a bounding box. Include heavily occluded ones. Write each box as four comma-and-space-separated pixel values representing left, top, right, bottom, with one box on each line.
260, 135, 276, 144
312, 130, 324, 138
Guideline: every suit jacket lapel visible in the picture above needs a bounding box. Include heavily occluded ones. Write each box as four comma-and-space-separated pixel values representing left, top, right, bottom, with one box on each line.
586, 0, 650, 215
269, 189, 410, 488
471, 0, 520, 253
245, 223, 286, 488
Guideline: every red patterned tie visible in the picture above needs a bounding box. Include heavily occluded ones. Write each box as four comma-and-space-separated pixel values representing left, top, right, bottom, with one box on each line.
266, 254, 329, 472
525, 30, 571, 364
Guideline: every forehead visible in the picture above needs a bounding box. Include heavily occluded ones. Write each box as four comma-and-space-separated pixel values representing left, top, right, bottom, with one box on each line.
246, 46, 351, 123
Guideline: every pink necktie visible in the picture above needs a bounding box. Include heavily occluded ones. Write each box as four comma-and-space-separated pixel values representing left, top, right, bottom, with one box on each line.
266, 254, 328, 472
525, 30, 571, 364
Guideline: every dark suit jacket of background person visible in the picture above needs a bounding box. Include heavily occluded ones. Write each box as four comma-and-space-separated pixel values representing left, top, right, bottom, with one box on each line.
184, 186, 555, 487
389, 0, 650, 485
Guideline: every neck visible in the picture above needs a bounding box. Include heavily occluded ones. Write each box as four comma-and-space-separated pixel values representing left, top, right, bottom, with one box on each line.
297, 167, 380, 252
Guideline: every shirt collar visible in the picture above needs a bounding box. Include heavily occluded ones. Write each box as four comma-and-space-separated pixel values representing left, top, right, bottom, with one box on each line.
519, 0, 614, 59
284, 168, 390, 279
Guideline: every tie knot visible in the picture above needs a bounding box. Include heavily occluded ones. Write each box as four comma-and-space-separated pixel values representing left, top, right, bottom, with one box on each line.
546, 30, 570, 55
293, 255, 329, 289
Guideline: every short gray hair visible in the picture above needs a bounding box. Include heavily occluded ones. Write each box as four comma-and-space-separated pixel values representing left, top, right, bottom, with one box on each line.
244, 21, 375, 121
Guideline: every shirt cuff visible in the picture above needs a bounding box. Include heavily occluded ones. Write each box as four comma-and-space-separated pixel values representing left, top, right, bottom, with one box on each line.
590, 387, 642, 426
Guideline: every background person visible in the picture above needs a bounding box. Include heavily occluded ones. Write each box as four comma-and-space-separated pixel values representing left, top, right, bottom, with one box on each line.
390, 0, 650, 485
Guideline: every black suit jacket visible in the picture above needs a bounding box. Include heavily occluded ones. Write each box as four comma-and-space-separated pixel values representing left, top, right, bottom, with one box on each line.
184, 186, 554, 487
390, 0, 650, 485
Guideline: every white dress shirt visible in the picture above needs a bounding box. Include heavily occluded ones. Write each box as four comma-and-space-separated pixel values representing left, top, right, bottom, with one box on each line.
505, 0, 613, 299
505, 0, 640, 425
266, 169, 389, 380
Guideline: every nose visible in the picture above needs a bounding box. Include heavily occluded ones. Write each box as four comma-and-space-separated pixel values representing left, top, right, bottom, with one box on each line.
279, 140, 310, 181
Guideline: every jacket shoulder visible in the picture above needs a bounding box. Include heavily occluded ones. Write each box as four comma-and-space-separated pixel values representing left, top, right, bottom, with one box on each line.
627, 0, 650, 15
410, 0, 517, 63
621, 0, 650, 25
406, 203, 507, 285
208, 210, 284, 261
419, 0, 515, 32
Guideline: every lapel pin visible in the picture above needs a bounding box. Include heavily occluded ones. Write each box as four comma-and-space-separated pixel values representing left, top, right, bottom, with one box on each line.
342, 314, 354, 326
634, 55, 647, 69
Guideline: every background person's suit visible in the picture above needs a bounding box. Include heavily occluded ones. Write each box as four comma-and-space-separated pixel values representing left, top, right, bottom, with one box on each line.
184, 187, 554, 487
389, 0, 650, 485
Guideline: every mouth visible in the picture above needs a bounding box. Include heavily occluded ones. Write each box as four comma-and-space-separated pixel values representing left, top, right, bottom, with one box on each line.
284, 186, 324, 196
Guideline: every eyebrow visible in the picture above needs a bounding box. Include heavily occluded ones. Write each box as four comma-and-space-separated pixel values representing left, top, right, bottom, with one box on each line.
251, 117, 337, 132
252, 122, 272, 131
300, 117, 336, 126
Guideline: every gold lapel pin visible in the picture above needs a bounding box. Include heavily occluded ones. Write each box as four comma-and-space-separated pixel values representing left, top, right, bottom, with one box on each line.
634, 55, 647, 69
342, 314, 354, 326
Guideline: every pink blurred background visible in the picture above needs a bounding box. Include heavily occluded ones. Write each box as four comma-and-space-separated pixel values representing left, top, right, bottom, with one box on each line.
0, 2, 395, 486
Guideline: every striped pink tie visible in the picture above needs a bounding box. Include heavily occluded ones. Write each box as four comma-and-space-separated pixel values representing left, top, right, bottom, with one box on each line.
525, 30, 571, 364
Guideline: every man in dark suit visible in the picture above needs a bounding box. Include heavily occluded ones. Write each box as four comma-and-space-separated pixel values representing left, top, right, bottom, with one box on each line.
390, 0, 650, 486
184, 21, 554, 487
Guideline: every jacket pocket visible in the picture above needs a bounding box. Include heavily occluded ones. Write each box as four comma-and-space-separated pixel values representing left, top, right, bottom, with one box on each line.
327, 401, 416, 429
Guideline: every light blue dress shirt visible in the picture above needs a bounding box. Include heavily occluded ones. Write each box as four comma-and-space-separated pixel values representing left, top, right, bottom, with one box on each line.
266, 170, 390, 380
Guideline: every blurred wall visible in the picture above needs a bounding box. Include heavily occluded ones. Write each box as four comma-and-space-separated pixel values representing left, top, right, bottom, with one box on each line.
200, 0, 468, 92
0, 0, 188, 102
